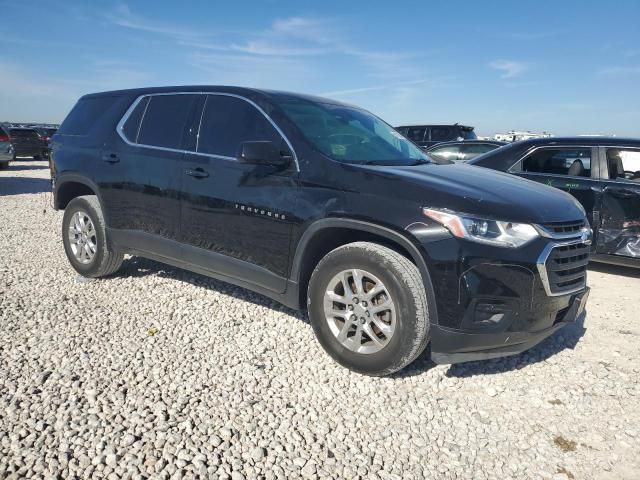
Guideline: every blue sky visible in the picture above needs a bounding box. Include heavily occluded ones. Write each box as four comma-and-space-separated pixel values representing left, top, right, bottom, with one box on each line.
1, 0, 639, 136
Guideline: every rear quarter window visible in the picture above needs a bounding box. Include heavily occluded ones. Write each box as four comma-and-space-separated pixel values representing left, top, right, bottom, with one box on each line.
121, 96, 150, 143
58, 96, 115, 136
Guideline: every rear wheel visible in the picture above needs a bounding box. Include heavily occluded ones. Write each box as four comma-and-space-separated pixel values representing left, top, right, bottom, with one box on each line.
308, 242, 430, 376
62, 195, 123, 278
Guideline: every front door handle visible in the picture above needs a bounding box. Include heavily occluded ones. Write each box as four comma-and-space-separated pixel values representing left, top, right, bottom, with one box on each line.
102, 153, 120, 164
185, 167, 209, 179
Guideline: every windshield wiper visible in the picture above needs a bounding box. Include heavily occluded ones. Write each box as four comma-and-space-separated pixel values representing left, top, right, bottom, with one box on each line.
360, 160, 392, 165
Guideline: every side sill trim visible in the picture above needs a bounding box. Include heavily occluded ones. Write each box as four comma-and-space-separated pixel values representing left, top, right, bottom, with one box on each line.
108, 228, 288, 294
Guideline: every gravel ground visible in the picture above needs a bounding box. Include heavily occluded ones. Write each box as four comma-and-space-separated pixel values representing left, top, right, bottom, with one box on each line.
1, 160, 639, 480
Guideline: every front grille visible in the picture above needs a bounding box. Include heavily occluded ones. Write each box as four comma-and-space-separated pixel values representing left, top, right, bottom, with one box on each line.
540, 219, 587, 236
544, 242, 590, 294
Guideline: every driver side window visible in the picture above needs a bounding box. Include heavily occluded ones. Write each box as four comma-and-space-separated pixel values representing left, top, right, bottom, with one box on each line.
606, 148, 640, 182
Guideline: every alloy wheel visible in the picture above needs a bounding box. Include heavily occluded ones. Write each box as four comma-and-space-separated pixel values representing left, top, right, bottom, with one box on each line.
323, 269, 396, 354
68, 211, 97, 264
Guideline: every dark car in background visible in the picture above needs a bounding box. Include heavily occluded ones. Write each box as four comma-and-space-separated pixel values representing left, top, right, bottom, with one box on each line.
9, 127, 48, 160
33, 127, 57, 158
396, 124, 477, 149
426, 140, 506, 162
0, 124, 15, 168
470, 137, 640, 267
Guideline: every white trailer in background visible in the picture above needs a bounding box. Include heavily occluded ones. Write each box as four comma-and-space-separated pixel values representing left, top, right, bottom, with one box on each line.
494, 130, 552, 142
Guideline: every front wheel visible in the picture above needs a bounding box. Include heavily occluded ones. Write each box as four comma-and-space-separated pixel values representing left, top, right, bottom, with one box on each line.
308, 242, 430, 376
62, 195, 123, 278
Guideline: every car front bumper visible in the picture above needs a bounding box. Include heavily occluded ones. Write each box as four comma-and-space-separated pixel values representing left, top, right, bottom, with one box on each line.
430, 286, 589, 364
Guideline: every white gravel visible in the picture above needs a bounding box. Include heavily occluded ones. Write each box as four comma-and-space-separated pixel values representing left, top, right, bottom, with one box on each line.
1, 160, 639, 480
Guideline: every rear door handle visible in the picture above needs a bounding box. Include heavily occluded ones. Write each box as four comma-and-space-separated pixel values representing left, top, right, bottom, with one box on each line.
102, 153, 120, 164
185, 167, 209, 179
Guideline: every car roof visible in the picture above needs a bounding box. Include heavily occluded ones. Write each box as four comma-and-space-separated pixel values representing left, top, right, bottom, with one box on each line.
80, 85, 357, 108
508, 136, 640, 147
427, 140, 505, 148
9, 127, 38, 132
396, 124, 474, 129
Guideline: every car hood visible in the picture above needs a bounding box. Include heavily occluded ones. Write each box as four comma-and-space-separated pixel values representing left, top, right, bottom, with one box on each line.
362, 163, 586, 224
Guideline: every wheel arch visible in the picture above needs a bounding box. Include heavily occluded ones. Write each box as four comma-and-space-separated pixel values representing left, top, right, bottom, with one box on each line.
290, 218, 437, 321
54, 175, 103, 211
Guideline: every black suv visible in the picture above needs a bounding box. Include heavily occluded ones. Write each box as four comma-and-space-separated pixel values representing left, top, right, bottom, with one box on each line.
9, 127, 48, 160
51, 86, 590, 375
396, 124, 477, 149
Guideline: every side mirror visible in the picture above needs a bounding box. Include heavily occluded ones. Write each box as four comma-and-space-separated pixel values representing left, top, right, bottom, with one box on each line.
237, 141, 291, 167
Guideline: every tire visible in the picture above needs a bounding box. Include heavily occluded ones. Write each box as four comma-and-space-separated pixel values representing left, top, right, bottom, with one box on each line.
308, 241, 430, 376
0, 161, 8, 169
62, 195, 124, 278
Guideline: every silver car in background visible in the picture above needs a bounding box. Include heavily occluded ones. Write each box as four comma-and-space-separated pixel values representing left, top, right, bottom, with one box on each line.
0, 124, 15, 168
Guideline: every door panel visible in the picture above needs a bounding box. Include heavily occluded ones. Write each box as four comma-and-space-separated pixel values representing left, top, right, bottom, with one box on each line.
179, 93, 297, 290
101, 93, 200, 244
596, 147, 640, 257
181, 154, 296, 289
597, 184, 640, 256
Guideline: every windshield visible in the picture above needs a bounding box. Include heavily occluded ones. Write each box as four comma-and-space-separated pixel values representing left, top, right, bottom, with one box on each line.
275, 97, 429, 165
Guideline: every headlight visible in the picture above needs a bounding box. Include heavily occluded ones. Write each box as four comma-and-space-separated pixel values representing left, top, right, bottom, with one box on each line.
423, 208, 539, 248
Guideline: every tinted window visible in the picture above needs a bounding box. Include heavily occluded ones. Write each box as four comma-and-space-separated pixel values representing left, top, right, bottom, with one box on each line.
9, 128, 39, 139
138, 94, 198, 149
606, 148, 640, 181
275, 96, 428, 165
58, 97, 114, 136
406, 127, 426, 142
461, 144, 499, 158
521, 148, 591, 177
431, 127, 452, 142
197, 95, 282, 157
122, 96, 150, 143
429, 144, 462, 160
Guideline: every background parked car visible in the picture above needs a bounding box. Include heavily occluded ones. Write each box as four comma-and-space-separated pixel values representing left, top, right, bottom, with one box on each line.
395, 124, 477, 149
426, 140, 506, 162
470, 137, 640, 267
0, 124, 14, 168
9, 127, 47, 160
32, 126, 57, 158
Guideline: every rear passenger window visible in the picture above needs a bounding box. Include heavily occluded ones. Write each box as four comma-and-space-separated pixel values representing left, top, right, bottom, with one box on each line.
121, 96, 149, 143
430, 127, 452, 142
606, 148, 640, 181
406, 127, 426, 142
520, 148, 591, 177
197, 95, 282, 157
137, 94, 198, 149
58, 97, 114, 136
